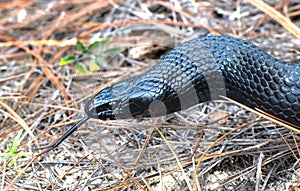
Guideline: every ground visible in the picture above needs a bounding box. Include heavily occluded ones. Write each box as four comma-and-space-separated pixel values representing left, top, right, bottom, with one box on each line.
0, 0, 300, 190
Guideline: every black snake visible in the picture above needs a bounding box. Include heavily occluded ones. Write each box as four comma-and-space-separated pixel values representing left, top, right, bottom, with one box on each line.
43, 36, 300, 153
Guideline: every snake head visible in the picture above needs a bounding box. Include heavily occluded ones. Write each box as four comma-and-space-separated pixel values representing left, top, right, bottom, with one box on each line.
85, 76, 180, 120
85, 77, 172, 120
85, 85, 118, 120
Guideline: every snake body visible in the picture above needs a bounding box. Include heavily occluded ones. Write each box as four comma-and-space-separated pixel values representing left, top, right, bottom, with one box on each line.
86, 36, 299, 125
44, 36, 299, 153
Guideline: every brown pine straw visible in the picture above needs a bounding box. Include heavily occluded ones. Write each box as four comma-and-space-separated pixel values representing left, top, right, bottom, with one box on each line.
246, 0, 300, 38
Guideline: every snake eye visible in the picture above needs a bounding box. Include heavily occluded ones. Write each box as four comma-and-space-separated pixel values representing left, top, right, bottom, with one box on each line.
93, 100, 122, 120
85, 85, 122, 119
96, 102, 113, 113
96, 99, 121, 111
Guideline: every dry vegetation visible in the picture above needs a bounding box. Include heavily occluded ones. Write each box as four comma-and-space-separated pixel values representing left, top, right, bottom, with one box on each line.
0, 0, 300, 190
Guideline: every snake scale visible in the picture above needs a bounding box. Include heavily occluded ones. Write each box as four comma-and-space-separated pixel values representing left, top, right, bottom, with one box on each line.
43, 36, 300, 153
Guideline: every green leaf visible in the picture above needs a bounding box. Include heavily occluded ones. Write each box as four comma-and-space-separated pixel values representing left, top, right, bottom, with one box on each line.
95, 55, 108, 68
60, 38, 121, 74
102, 47, 123, 56
74, 63, 89, 74
60, 55, 76, 66
0, 157, 5, 164
98, 38, 112, 48
0, 130, 30, 169
11, 130, 22, 153
8, 158, 16, 168
76, 40, 87, 53
86, 41, 101, 54
87, 38, 112, 53
8, 145, 14, 156
89, 60, 100, 72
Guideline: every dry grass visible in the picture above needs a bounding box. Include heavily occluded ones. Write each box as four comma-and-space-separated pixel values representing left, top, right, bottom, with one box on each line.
0, 0, 300, 190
